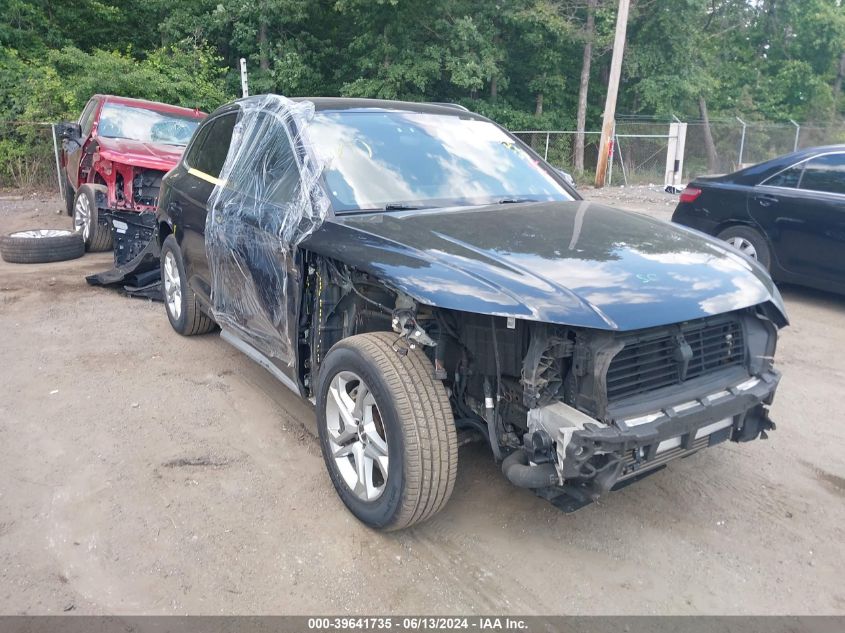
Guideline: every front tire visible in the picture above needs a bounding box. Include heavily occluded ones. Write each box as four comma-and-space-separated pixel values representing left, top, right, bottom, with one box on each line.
717, 225, 771, 271
160, 234, 216, 336
316, 332, 458, 531
72, 184, 112, 252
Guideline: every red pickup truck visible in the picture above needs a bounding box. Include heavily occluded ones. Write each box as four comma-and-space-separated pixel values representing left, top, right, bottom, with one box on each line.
58, 95, 205, 251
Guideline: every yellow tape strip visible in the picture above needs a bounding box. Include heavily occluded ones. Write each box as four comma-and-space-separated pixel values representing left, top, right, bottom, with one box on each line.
188, 167, 225, 187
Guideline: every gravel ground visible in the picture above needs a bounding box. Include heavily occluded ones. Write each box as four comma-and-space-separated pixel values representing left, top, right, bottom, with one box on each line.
1, 189, 844, 615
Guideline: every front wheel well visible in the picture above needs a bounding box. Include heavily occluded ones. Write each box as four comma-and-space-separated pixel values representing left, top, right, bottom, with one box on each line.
712, 219, 759, 236
158, 221, 173, 247
714, 222, 775, 273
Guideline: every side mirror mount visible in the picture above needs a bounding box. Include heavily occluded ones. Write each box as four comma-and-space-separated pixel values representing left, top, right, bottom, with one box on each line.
57, 122, 82, 140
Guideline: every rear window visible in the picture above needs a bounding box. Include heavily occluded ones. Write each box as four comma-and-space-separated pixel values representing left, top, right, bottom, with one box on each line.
764, 164, 803, 188
799, 153, 845, 195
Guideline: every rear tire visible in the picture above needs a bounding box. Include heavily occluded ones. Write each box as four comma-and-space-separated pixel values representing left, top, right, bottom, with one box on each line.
0, 229, 84, 264
316, 332, 458, 530
717, 225, 771, 271
72, 184, 112, 252
160, 234, 216, 336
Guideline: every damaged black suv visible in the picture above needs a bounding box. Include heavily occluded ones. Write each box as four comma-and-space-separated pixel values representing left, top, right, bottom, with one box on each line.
155, 95, 786, 530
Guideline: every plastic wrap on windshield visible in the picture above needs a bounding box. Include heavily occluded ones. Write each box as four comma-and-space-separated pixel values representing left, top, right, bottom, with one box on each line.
205, 94, 328, 366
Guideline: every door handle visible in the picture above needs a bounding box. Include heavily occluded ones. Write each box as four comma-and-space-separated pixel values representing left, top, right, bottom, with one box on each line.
168, 201, 182, 214
754, 194, 779, 207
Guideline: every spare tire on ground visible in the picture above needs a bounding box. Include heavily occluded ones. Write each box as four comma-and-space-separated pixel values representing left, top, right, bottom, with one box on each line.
0, 229, 85, 264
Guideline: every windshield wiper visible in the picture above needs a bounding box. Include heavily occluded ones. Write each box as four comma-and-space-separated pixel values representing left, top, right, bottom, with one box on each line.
496, 197, 538, 204
383, 203, 425, 210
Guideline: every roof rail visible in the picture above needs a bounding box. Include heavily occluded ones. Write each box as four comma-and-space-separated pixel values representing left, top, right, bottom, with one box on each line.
429, 102, 470, 112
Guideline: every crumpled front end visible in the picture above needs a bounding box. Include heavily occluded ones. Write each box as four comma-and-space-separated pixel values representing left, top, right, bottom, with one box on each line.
501, 307, 782, 510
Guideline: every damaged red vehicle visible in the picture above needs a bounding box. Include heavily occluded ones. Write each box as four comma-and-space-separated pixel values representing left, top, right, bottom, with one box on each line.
58, 95, 205, 251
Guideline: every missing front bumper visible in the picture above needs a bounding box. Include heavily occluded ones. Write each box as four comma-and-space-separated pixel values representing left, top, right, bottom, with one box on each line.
85, 211, 162, 299
521, 369, 780, 511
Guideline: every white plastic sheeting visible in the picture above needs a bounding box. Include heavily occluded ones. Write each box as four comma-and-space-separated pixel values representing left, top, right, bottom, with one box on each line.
206, 94, 328, 366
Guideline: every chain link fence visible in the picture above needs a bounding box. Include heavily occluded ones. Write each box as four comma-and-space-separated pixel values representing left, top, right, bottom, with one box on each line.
610, 118, 673, 186
512, 130, 603, 182
797, 124, 845, 148
516, 117, 845, 187
683, 119, 743, 179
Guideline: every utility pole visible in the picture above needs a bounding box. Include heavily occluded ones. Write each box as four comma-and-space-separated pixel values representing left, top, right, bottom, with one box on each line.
594, 0, 631, 188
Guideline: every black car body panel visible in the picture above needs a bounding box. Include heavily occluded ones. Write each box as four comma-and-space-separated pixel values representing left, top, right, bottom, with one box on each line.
673, 145, 845, 294
304, 201, 786, 330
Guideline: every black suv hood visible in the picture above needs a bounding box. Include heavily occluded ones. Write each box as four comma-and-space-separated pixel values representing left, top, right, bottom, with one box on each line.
306, 201, 786, 331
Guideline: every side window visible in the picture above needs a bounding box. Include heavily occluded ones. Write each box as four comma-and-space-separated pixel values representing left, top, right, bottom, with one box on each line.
260, 122, 299, 206
79, 99, 98, 136
798, 153, 845, 195
191, 113, 237, 178
229, 111, 300, 206
764, 163, 803, 188
183, 118, 214, 168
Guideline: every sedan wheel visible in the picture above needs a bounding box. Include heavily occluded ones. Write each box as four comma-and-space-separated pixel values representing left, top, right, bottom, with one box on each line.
725, 236, 758, 260
717, 225, 771, 271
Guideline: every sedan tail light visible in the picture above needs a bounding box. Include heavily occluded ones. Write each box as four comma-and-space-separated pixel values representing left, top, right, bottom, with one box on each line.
679, 186, 702, 203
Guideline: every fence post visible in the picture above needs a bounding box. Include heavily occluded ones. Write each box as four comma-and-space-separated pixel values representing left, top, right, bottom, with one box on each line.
673, 122, 687, 188
789, 119, 800, 151
665, 120, 679, 188
615, 130, 628, 186
51, 124, 65, 200
544, 132, 550, 161
736, 116, 747, 166
240, 58, 249, 97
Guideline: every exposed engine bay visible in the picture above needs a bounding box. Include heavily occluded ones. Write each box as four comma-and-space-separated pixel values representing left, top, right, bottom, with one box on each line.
301, 254, 782, 511
81, 140, 166, 213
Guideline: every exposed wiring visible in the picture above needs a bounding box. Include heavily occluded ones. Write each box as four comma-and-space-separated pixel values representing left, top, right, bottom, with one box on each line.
326, 259, 393, 313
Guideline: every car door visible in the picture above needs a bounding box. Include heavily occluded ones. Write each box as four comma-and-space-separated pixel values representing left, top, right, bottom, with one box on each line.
749, 152, 845, 284
205, 109, 311, 372
795, 153, 845, 283
167, 111, 238, 303
64, 97, 99, 189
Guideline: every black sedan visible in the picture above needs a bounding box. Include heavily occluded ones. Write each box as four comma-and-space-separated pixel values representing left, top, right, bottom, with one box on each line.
672, 145, 845, 295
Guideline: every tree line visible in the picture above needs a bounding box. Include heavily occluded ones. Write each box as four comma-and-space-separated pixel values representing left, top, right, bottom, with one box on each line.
1, 0, 843, 185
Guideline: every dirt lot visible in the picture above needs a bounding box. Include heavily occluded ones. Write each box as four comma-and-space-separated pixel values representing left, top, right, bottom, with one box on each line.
1, 188, 844, 615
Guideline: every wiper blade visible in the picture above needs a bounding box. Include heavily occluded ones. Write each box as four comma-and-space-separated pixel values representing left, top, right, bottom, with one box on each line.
496, 197, 538, 204
383, 203, 425, 210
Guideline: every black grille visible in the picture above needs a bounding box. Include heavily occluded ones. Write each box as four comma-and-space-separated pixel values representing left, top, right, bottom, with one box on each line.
606, 317, 745, 401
